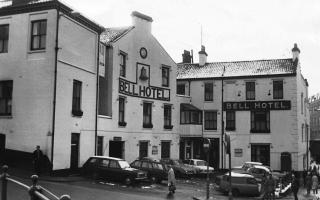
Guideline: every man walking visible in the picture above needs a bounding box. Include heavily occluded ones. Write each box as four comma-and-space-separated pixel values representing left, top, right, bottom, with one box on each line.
32, 145, 43, 175
291, 174, 300, 200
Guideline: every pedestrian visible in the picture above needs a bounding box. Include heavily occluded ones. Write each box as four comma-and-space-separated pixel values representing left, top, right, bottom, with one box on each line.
291, 174, 300, 200
32, 145, 43, 176
312, 172, 319, 195
167, 165, 176, 194
263, 173, 275, 200
305, 171, 312, 196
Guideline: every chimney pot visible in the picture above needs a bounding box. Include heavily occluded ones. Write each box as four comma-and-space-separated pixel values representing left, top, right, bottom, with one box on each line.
198, 45, 208, 66
292, 43, 300, 61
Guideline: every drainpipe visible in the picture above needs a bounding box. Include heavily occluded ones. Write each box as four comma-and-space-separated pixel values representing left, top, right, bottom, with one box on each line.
95, 35, 101, 155
51, 2, 60, 171
221, 66, 225, 169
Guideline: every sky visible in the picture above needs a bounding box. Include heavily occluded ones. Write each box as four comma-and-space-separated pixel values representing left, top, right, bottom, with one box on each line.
61, 0, 320, 96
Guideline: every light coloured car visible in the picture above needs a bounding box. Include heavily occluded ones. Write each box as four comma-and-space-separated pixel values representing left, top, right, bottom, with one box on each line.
233, 161, 263, 171
219, 172, 261, 196
182, 159, 214, 174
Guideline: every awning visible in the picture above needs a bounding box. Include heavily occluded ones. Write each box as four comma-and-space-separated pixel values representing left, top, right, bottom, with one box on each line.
180, 103, 201, 111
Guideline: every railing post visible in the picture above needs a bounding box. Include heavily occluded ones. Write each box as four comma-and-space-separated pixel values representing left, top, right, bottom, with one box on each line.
1, 165, 8, 200
28, 175, 42, 200
59, 194, 71, 200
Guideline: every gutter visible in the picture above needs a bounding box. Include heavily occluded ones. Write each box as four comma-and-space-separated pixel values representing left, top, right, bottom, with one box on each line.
51, 2, 60, 171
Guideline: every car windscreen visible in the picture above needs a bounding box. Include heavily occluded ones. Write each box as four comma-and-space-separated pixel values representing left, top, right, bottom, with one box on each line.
118, 160, 130, 169
196, 160, 207, 166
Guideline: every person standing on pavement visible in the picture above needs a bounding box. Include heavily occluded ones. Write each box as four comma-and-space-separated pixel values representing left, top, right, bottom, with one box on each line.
312, 172, 319, 195
32, 145, 43, 176
167, 165, 176, 194
263, 173, 275, 200
305, 171, 312, 196
291, 174, 300, 200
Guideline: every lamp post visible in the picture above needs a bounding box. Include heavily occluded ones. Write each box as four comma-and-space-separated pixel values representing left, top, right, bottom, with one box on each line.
203, 138, 211, 200
225, 133, 232, 200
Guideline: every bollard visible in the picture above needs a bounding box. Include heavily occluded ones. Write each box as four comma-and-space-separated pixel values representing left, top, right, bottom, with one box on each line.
29, 175, 42, 200
1, 165, 9, 200
59, 194, 71, 200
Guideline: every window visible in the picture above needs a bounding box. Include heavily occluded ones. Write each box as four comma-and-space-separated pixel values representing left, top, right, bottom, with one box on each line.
273, 80, 283, 99
109, 160, 119, 168
177, 83, 185, 95
162, 67, 169, 87
204, 82, 213, 101
164, 104, 172, 129
31, 20, 47, 50
0, 24, 9, 53
0, 80, 12, 116
119, 52, 126, 77
246, 82, 255, 100
251, 111, 270, 133
180, 110, 202, 124
226, 111, 236, 131
72, 80, 82, 116
301, 124, 304, 142
143, 102, 152, 128
118, 96, 126, 126
301, 93, 304, 114
204, 111, 217, 130
139, 141, 148, 159
161, 141, 171, 159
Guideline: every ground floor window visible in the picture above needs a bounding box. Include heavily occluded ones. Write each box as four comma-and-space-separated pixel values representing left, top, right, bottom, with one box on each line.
251, 144, 270, 166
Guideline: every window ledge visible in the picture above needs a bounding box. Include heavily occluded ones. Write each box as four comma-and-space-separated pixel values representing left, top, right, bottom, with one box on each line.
0, 115, 12, 119
143, 124, 153, 128
226, 128, 236, 131
250, 130, 270, 133
204, 129, 218, 132
28, 49, 46, 54
71, 110, 83, 117
98, 115, 112, 119
118, 121, 127, 127
164, 125, 173, 130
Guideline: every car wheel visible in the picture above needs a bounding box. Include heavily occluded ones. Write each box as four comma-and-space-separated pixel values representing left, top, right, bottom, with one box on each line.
125, 177, 132, 185
232, 188, 240, 197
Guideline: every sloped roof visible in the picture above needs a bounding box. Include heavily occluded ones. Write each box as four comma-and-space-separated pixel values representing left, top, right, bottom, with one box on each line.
177, 58, 297, 80
100, 26, 134, 45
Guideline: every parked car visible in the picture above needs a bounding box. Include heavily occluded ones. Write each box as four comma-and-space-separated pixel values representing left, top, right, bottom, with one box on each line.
233, 161, 263, 171
182, 159, 214, 174
130, 158, 168, 183
246, 165, 271, 182
219, 172, 261, 197
82, 156, 147, 185
160, 158, 197, 178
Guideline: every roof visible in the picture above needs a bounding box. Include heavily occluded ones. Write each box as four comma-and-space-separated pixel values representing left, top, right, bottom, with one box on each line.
0, 0, 104, 33
100, 26, 134, 45
180, 103, 201, 111
177, 58, 297, 80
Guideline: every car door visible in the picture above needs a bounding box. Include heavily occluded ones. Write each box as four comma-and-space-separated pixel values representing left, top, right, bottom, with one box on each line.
108, 160, 122, 181
244, 178, 259, 194
97, 159, 110, 179
83, 158, 98, 174
141, 161, 152, 177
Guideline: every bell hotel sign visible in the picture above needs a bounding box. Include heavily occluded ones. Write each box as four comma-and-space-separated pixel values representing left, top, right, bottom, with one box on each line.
223, 101, 291, 111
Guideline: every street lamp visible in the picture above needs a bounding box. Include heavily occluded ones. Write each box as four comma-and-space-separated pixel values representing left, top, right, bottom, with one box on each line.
225, 133, 232, 200
203, 138, 211, 200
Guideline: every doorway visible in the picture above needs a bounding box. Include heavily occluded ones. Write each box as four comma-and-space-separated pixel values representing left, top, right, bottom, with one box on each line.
109, 141, 124, 159
139, 141, 148, 159
161, 141, 171, 159
70, 133, 80, 170
0, 134, 5, 164
251, 144, 270, 166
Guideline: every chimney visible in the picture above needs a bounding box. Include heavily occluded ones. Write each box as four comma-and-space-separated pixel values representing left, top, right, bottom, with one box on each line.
198, 45, 208, 66
12, 0, 37, 6
292, 43, 300, 62
182, 50, 193, 63
131, 11, 153, 33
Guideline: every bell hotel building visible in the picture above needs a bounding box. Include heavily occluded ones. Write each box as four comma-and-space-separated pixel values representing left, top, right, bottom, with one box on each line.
0, 0, 309, 173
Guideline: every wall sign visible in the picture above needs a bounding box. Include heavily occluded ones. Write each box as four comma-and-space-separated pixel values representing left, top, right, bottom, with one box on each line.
119, 78, 170, 101
223, 100, 291, 111
234, 148, 243, 157
140, 47, 147, 59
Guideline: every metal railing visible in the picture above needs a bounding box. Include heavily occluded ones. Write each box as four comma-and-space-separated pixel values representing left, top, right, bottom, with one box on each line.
1, 165, 71, 200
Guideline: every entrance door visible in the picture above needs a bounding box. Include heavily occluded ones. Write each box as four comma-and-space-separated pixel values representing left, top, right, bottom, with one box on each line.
185, 141, 192, 159
139, 141, 148, 159
210, 138, 220, 170
0, 134, 5, 164
161, 141, 171, 159
97, 136, 103, 156
251, 144, 270, 166
70, 133, 80, 170
109, 141, 124, 159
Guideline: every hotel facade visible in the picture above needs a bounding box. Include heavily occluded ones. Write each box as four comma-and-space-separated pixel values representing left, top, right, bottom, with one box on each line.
177, 45, 309, 171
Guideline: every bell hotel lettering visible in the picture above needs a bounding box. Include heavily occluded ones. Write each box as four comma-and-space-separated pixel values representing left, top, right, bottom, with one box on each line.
119, 78, 170, 101
224, 101, 291, 111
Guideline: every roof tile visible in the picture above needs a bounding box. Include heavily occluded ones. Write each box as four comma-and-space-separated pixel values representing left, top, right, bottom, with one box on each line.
100, 26, 134, 45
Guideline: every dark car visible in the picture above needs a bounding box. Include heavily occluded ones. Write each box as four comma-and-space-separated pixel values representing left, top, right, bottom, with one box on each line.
160, 158, 196, 178
130, 158, 168, 183
82, 156, 147, 185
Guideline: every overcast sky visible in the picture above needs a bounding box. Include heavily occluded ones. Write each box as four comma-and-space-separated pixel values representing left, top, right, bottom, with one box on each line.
62, 0, 320, 96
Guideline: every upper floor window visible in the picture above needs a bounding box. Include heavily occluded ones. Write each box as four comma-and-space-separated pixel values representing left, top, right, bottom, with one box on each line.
251, 111, 270, 133
118, 96, 126, 126
273, 80, 283, 99
164, 104, 172, 129
180, 104, 202, 124
143, 102, 152, 128
301, 93, 304, 114
177, 83, 185, 95
0, 24, 9, 53
162, 67, 170, 87
119, 52, 126, 77
0, 80, 13, 116
204, 82, 213, 101
72, 80, 83, 116
204, 111, 217, 130
301, 124, 304, 142
31, 20, 47, 50
246, 81, 255, 100
226, 111, 236, 131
